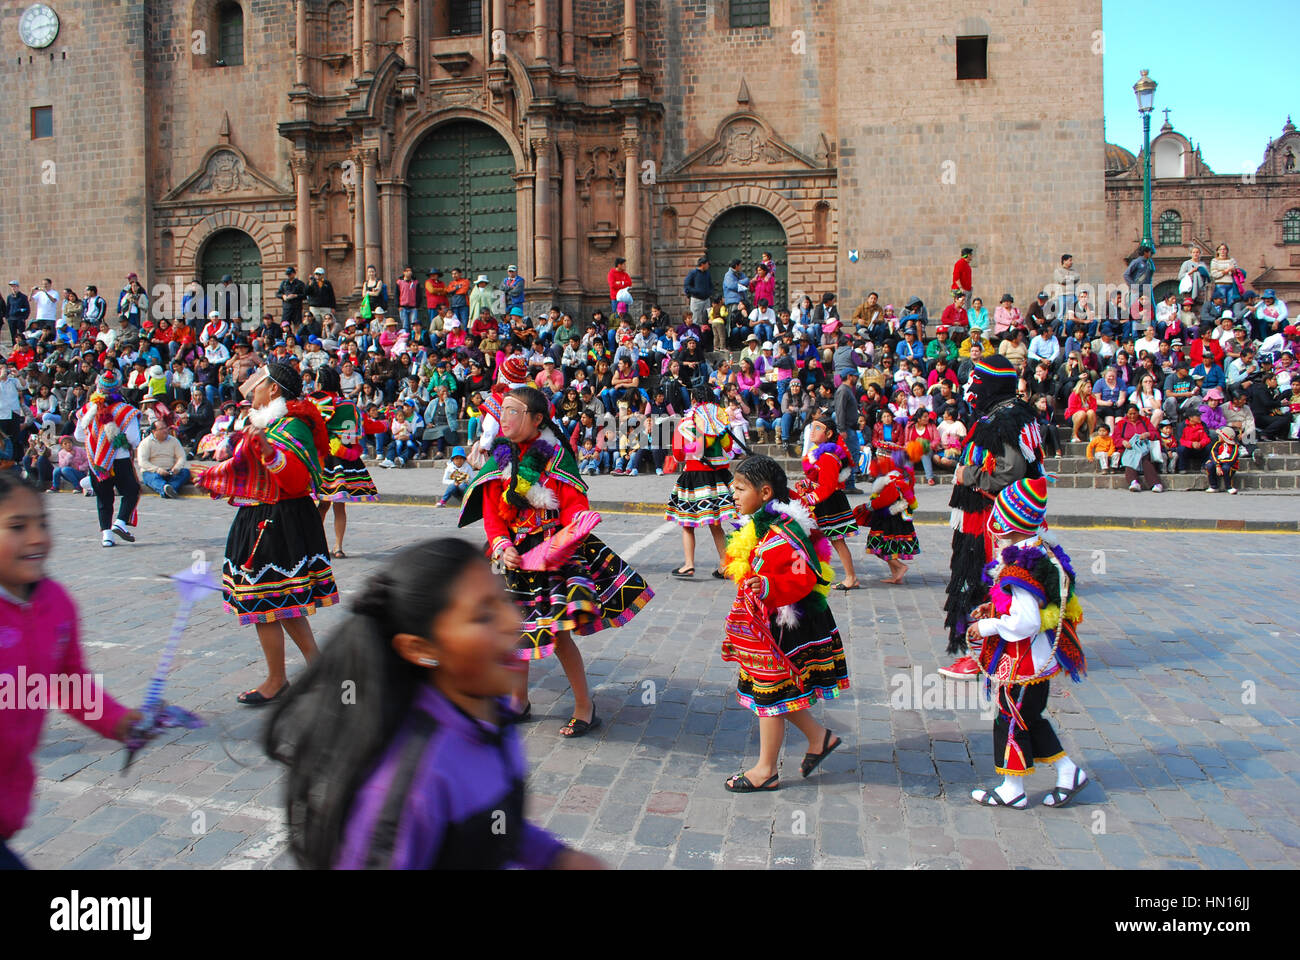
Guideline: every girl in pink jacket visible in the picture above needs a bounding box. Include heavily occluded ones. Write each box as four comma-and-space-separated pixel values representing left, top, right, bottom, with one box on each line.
0, 475, 138, 868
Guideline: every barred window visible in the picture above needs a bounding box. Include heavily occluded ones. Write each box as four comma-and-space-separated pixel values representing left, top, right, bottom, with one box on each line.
1158, 210, 1182, 247
448, 0, 483, 36
1284, 209, 1300, 244
730, 0, 770, 29
216, 2, 244, 66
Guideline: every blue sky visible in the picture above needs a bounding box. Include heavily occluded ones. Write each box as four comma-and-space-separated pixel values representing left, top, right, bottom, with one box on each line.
1103, 0, 1299, 175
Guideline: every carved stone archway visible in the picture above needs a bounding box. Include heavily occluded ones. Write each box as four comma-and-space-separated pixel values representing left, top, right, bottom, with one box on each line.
682, 186, 808, 248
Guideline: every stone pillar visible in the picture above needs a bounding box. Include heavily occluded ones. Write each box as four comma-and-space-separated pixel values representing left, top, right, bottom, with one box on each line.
352, 0, 363, 80
622, 0, 636, 64
352, 173, 365, 294
293, 156, 314, 280
533, 0, 549, 63
402, 0, 417, 67
561, 0, 574, 66
363, 149, 381, 277
493, 0, 507, 60
559, 139, 579, 291
622, 134, 640, 282
295, 0, 308, 86
362, 0, 375, 75
513, 172, 536, 282
532, 138, 555, 287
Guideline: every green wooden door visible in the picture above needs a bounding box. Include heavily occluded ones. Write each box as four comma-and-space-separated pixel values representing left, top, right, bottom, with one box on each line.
199, 229, 262, 286
706, 206, 787, 308
407, 121, 517, 279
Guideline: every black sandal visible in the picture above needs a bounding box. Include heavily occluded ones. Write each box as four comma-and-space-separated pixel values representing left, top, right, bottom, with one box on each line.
332, 549, 347, 559
1042, 769, 1089, 808
800, 729, 842, 778
671, 566, 695, 578
237, 683, 288, 706
971, 788, 1027, 809
725, 772, 779, 793
560, 709, 601, 738
711, 569, 726, 579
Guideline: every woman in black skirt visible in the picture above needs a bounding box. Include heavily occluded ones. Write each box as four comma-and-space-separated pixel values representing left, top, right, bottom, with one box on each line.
200, 362, 338, 705
665, 385, 739, 578
310, 364, 381, 559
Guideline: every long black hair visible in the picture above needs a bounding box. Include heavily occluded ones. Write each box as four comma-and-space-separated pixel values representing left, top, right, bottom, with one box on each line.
264, 537, 487, 870
733, 453, 790, 503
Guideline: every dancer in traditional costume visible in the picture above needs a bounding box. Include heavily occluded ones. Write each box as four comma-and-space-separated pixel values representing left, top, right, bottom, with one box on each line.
264, 538, 604, 870
666, 385, 739, 579
794, 411, 859, 590
721, 455, 850, 792
854, 452, 920, 584
73, 368, 142, 548
458, 386, 653, 738
309, 365, 384, 559
941, 354, 1045, 681
467, 355, 530, 469
197, 362, 338, 705
967, 477, 1088, 808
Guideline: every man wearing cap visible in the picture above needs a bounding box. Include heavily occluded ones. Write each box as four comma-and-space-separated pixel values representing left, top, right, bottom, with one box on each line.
684, 256, 712, 326
1254, 289, 1289, 341
198, 361, 337, 705
306, 267, 336, 323
277, 266, 306, 329
29, 278, 59, 337
500, 264, 525, 312
5, 281, 30, 346
1025, 290, 1050, 336
117, 273, 148, 330
951, 247, 974, 300
74, 367, 144, 547
927, 325, 959, 369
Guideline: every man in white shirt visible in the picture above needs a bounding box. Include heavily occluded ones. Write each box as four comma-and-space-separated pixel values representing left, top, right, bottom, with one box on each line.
30, 278, 59, 333
137, 420, 192, 499
1027, 329, 1060, 366
1133, 327, 1161, 360
1255, 290, 1289, 339
204, 339, 231, 365
1154, 293, 1179, 333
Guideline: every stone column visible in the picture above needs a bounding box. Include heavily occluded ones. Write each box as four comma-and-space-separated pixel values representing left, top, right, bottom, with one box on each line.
622, 133, 640, 282
513, 172, 536, 282
402, 0, 417, 67
363, 149, 381, 277
362, 0, 375, 75
493, 0, 507, 60
352, 0, 363, 80
532, 138, 555, 287
351, 179, 364, 294
559, 139, 580, 291
561, 0, 574, 66
623, 0, 636, 64
293, 155, 314, 280
295, 0, 308, 86
533, 0, 549, 63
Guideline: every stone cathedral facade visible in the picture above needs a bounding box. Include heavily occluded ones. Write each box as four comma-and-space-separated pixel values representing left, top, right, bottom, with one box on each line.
3, 0, 1108, 319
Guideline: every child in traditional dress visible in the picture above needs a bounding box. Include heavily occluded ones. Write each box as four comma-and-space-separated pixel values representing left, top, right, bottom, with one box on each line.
666, 385, 740, 579
311, 365, 386, 558
794, 412, 859, 590
854, 452, 920, 584
721, 455, 850, 792
458, 386, 653, 737
0, 475, 141, 869
264, 538, 604, 870
1205, 426, 1241, 494
967, 477, 1088, 809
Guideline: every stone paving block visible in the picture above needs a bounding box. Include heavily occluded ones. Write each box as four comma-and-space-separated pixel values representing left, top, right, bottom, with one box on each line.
545, 813, 592, 843
181, 829, 245, 865
634, 814, 683, 848
672, 831, 724, 869
106, 814, 170, 849
819, 821, 864, 859
769, 835, 815, 869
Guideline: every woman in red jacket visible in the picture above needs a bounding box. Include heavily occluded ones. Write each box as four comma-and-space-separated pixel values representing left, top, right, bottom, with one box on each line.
1064, 377, 1098, 442
795, 413, 859, 589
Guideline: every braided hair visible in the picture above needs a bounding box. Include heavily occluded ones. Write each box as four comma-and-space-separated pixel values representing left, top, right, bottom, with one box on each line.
733, 453, 791, 504
315, 364, 341, 395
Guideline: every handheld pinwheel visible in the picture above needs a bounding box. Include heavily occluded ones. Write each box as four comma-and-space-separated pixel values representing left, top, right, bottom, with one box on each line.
121, 564, 220, 772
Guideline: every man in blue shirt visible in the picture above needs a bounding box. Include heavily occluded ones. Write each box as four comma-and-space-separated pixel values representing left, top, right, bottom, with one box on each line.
1191, 360, 1225, 394
683, 256, 712, 326
1027, 329, 1061, 366
1123, 245, 1154, 294
897, 328, 925, 361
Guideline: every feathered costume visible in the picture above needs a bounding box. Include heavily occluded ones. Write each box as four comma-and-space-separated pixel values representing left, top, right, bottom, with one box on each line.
459, 428, 654, 660
854, 453, 920, 559
308, 390, 383, 502
944, 355, 1045, 655
722, 499, 850, 716
199, 397, 339, 625
972, 512, 1086, 777
795, 439, 857, 540
665, 402, 739, 527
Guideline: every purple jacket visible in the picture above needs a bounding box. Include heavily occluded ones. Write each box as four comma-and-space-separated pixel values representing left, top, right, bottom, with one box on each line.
335, 684, 566, 869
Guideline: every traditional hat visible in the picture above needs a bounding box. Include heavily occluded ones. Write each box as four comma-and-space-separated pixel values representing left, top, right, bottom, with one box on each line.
1218, 426, 1236, 442
500, 355, 529, 385
96, 368, 122, 392
988, 476, 1049, 538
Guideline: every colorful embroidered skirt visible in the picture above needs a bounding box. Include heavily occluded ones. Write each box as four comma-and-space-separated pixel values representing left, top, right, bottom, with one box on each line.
813, 490, 857, 541
222, 496, 339, 625
735, 601, 850, 717
317, 453, 379, 502
865, 509, 920, 560
501, 530, 654, 660
665, 467, 738, 527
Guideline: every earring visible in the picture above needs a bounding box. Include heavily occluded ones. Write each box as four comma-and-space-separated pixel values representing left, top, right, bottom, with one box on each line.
419, 658, 439, 667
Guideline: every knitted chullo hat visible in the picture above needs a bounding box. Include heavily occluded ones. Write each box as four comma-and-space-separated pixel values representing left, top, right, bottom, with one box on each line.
96, 368, 122, 392
500, 355, 529, 386
988, 476, 1049, 538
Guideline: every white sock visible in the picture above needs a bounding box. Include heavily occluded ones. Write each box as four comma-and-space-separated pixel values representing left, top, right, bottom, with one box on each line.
996, 775, 1024, 804
1054, 756, 1080, 790
113, 519, 128, 532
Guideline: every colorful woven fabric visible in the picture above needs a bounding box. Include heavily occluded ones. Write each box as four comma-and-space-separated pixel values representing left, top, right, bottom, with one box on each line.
83, 400, 140, 481
988, 476, 1049, 537
197, 436, 279, 506
665, 469, 738, 527
221, 498, 338, 625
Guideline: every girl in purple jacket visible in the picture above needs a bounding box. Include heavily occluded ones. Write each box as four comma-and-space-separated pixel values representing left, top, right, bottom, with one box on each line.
265, 537, 604, 870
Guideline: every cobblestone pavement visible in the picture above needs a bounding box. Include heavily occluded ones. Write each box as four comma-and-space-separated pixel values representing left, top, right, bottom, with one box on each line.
12, 493, 1300, 869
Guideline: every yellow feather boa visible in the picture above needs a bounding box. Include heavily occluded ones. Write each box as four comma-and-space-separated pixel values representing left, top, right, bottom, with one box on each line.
1040, 594, 1084, 632
723, 516, 835, 601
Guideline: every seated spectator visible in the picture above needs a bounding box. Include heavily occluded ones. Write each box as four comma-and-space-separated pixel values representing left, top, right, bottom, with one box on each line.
1087, 423, 1117, 472
1032, 395, 1061, 458
379, 405, 418, 468
20, 433, 53, 489
136, 420, 192, 499
197, 401, 239, 461
1065, 376, 1098, 441
1205, 426, 1241, 493
936, 408, 966, 463
1113, 404, 1163, 492
1094, 365, 1127, 430
50, 435, 89, 492
1175, 410, 1212, 474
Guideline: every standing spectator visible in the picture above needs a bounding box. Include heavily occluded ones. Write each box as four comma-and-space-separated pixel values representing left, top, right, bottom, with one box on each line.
501, 264, 526, 313
1123, 244, 1154, 299
951, 247, 974, 300
684, 256, 712, 326
6, 281, 31, 345
1178, 245, 1210, 302
277, 267, 306, 328
59, 289, 83, 344
361, 264, 389, 321
29, 279, 59, 337
1209, 243, 1241, 308
750, 263, 776, 315
0, 363, 21, 448
306, 267, 336, 323
608, 257, 633, 315
117, 273, 148, 330
82, 284, 107, 336
423, 269, 448, 328
469, 275, 494, 322
395, 265, 419, 332
833, 370, 863, 492
1052, 254, 1080, 331
136, 419, 192, 499
722, 259, 749, 314
445, 268, 470, 324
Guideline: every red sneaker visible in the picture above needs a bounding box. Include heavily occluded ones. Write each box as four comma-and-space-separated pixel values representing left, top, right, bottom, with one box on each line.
938, 656, 979, 680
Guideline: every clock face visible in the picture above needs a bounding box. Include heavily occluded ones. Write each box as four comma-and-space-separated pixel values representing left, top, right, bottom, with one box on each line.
19, 4, 60, 49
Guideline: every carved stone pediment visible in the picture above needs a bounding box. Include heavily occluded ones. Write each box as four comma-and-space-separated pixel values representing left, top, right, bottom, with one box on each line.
161, 146, 288, 202
668, 113, 827, 177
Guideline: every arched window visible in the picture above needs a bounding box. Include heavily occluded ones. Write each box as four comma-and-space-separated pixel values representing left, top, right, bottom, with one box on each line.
216, 2, 244, 67
1283, 208, 1300, 245
1158, 209, 1182, 247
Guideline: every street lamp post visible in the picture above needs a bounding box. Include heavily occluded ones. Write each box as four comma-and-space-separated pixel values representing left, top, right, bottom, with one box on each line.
1134, 69, 1157, 252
